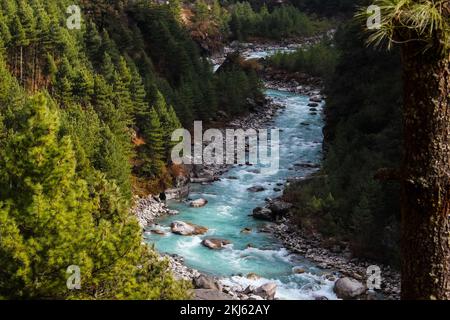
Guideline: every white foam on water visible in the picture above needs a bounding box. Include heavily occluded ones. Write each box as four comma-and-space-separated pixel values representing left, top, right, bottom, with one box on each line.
176, 235, 202, 250
221, 273, 338, 300
220, 246, 294, 265
215, 205, 234, 218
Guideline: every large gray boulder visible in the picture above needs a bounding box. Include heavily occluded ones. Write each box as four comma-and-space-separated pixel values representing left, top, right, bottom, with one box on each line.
254, 282, 277, 300
170, 221, 208, 236
333, 277, 366, 299
193, 274, 221, 291
201, 238, 231, 250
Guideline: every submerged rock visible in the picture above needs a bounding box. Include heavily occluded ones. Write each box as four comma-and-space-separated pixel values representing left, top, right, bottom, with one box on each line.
170, 221, 208, 236
247, 185, 266, 192
241, 227, 252, 234
293, 267, 306, 274
150, 229, 166, 236
333, 277, 366, 299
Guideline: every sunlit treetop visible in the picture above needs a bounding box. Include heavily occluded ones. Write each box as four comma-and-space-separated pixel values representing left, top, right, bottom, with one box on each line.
357, 0, 450, 55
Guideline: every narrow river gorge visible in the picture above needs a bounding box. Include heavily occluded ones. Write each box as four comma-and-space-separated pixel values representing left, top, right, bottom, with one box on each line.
144, 45, 338, 300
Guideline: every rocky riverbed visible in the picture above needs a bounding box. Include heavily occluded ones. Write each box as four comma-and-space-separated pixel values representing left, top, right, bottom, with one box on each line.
267, 218, 401, 300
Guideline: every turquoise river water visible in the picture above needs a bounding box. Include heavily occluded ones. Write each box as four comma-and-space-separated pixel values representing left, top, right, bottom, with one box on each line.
144, 85, 339, 300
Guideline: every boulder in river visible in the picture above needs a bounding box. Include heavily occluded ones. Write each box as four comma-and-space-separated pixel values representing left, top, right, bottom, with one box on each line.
268, 200, 293, 217
333, 277, 366, 299
252, 207, 273, 221
247, 185, 266, 192
308, 102, 319, 108
189, 198, 208, 208
170, 221, 208, 236
201, 238, 231, 249
293, 267, 306, 274
254, 282, 277, 300
241, 227, 252, 234
246, 273, 261, 280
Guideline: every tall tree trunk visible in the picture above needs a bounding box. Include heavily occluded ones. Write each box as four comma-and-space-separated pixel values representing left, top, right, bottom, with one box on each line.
401, 43, 450, 299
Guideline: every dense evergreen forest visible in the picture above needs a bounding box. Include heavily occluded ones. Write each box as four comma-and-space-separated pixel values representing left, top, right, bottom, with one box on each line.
0, 0, 317, 300
0, 0, 401, 298
0, 0, 447, 301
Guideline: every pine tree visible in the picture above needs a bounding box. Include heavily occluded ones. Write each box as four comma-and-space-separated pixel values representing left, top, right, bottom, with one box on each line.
96, 125, 132, 199
101, 52, 115, 83
129, 67, 149, 122
0, 93, 189, 299
0, 93, 96, 298
140, 107, 165, 177
153, 91, 181, 161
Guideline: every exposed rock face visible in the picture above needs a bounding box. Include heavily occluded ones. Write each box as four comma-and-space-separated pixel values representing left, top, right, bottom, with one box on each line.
190, 167, 220, 183
202, 238, 231, 249
170, 221, 208, 236
252, 207, 273, 221
247, 185, 266, 192
165, 185, 190, 200
254, 283, 277, 300
189, 198, 208, 208
133, 195, 178, 228
333, 277, 366, 300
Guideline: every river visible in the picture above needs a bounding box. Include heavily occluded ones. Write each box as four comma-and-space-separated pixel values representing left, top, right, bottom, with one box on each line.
145, 47, 338, 300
